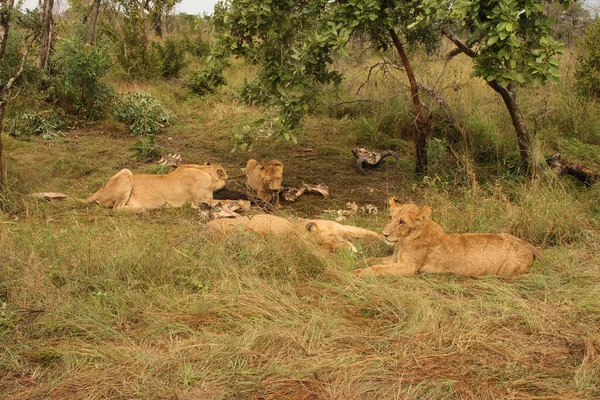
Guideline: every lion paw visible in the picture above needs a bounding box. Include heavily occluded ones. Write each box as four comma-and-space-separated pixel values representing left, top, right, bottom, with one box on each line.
354, 268, 371, 277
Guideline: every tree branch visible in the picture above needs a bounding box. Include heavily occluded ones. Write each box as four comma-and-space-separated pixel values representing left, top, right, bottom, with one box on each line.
442, 26, 478, 59
1, 32, 38, 97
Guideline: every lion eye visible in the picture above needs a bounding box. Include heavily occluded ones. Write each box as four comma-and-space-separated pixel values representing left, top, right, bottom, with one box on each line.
398, 220, 406, 225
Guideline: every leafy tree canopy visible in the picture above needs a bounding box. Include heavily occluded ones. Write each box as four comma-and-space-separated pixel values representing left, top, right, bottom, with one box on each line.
208, 0, 437, 139
412, 0, 568, 86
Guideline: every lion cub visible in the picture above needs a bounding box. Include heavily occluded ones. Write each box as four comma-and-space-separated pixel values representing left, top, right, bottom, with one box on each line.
207, 214, 383, 253
355, 199, 541, 278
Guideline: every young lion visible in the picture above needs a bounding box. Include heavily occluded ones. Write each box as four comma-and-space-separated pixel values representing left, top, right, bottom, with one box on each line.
355, 199, 541, 277
207, 214, 383, 252
245, 159, 284, 208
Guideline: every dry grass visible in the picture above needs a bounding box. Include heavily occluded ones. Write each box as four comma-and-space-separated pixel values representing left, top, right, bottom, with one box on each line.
1, 44, 600, 399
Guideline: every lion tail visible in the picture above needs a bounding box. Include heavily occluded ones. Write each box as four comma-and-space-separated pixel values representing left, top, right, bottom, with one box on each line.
29, 192, 88, 204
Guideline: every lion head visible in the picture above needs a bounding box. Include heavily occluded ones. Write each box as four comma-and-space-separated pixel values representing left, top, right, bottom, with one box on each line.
259, 160, 283, 192
382, 198, 431, 244
176, 163, 228, 192
246, 159, 284, 204
202, 164, 228, 192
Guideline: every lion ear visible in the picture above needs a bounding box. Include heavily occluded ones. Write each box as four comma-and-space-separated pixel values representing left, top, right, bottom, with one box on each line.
305, 222, 317, 232
388, 197, 400, 208
216, 168, 228, 180
415, 205, 431, 221
246, 159, 258, 172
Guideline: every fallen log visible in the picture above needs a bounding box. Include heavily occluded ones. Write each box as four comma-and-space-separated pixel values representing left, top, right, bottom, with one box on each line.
546, 153, 598, 187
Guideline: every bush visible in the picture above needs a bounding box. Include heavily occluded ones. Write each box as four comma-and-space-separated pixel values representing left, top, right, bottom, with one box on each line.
150, 38, 188, 78
181, 35, 211, 58
112, 91, 176, 136
7, 110, 67, 140
186, 57, 227, 96
574, 18, 600, 99
130, 135, 164, 161
49, 36, 113, 120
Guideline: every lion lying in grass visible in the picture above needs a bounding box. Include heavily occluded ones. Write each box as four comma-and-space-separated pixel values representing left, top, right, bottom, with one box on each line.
86, 163, 228, 210
355, 199, 541, 277
207, 214, 383, 252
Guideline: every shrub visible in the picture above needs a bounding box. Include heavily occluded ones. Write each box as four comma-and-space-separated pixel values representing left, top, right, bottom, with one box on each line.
7, 110, 67, 140
186, 57, 227, 96
0, 20, 40, 88
574, 18, 600, 99
150, 38, 188, 78
182, 35, 211, 58
130, 135, 164, 161
49, 36, 113, 120
112, 91, 176, 136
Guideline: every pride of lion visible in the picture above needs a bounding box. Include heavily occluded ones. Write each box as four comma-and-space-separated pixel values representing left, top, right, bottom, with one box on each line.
40, 157, 540, 278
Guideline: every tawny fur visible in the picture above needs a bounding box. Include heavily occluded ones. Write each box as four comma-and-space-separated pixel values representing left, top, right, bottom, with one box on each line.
86, 164, 228, 210
207, 214, 383, 252
245, 159, 284, 208
355, 199, 541, 278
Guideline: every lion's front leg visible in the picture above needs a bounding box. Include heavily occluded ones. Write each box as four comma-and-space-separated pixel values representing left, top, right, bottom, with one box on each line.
355, 262, 419, 277
365, 255, 396, 265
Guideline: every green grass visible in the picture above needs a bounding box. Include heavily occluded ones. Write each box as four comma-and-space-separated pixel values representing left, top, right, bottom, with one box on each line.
1, 44, 600, 399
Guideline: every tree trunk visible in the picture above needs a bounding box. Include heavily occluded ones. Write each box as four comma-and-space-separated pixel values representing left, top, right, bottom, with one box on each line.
152, 10, 162, 38
86, 0, 101, 45
442, 27, 537, 180
488, 81, 536, 178
140, 1, 148, 63
1, 1, 15, 62
40, 0, 54, 69
388, 28, 429, 175
0, 0, 15, 184
0, 102, 6, 182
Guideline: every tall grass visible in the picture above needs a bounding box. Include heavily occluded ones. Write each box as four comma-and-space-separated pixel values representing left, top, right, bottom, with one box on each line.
1, 200, 599, 398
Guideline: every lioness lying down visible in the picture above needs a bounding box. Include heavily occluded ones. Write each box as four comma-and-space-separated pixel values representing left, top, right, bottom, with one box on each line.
208, 214, 383, 252
355, 199, 541, 277
86, 163, 228, 210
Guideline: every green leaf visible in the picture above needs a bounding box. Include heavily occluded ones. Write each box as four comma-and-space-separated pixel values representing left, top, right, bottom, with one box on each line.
488, 36, 499, 45
514, 73, 526, 83
549, 67, 561, 78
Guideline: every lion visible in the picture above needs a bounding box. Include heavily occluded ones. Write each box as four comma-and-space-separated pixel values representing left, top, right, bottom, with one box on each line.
86, 163, 228, 210
355, 199, 541, 278
245, 159, 284, 208
207, 214, 383, 252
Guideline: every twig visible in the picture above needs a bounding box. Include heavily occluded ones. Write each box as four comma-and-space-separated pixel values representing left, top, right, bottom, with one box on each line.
331, 99, 382, 107
0, 31, 39, 98
356, 62, 387, 96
